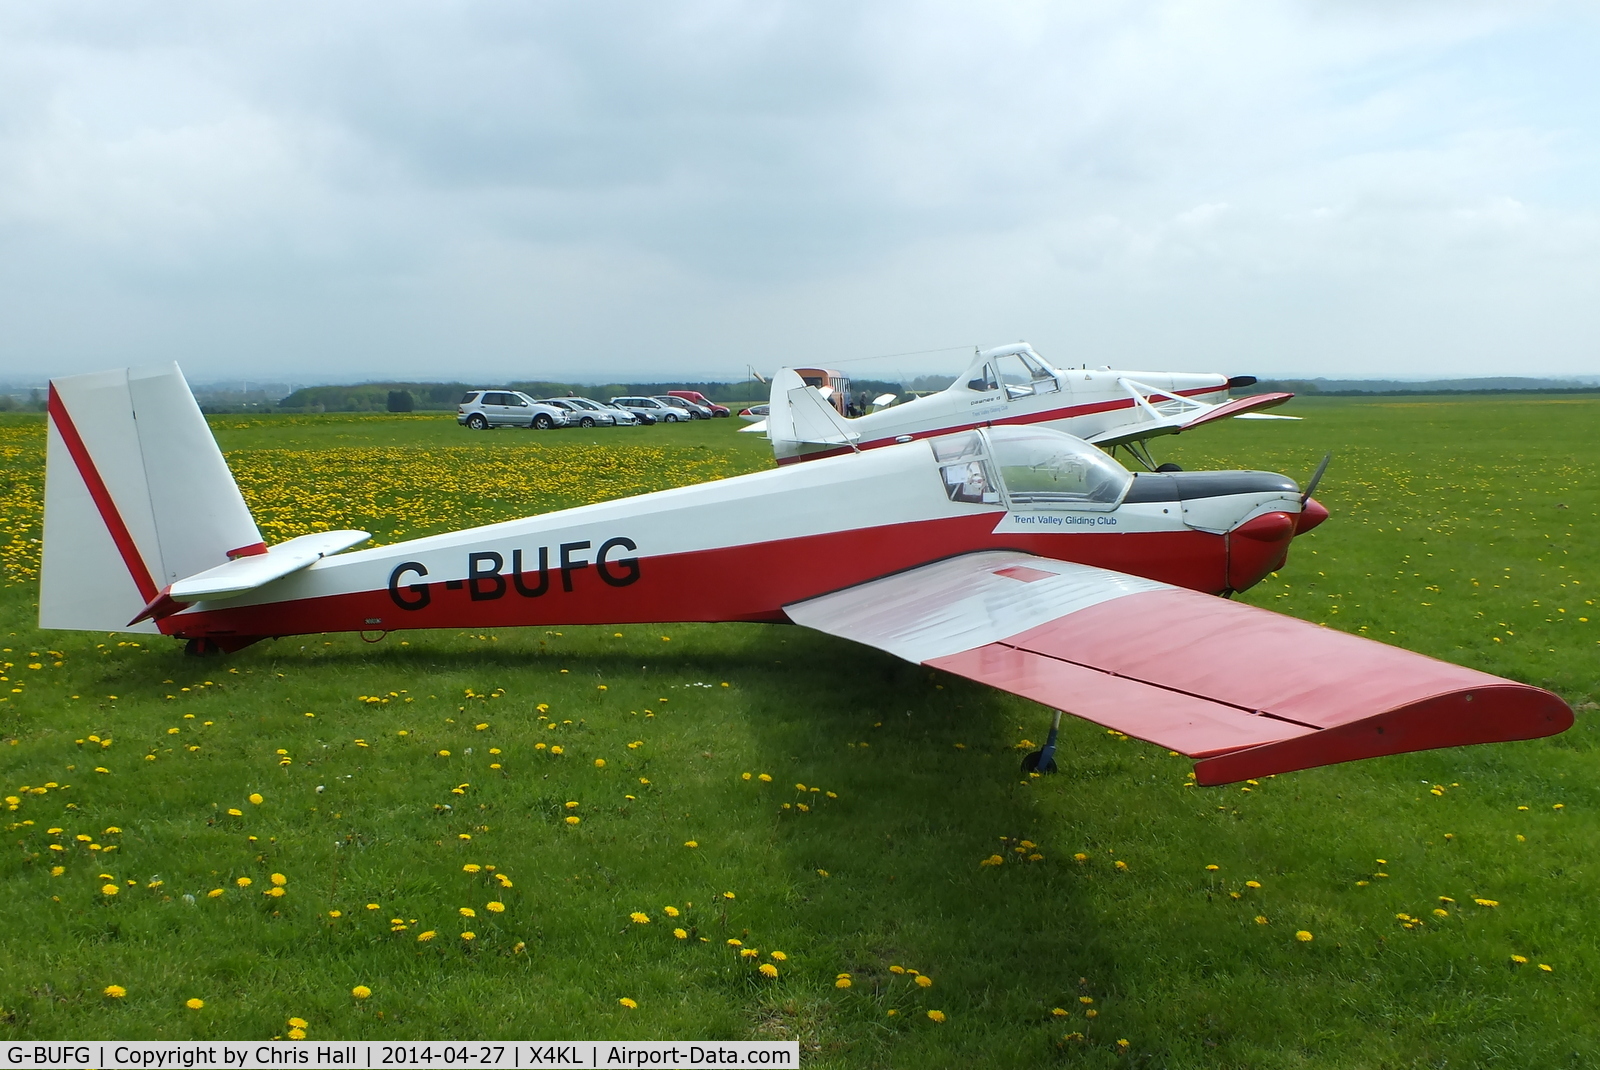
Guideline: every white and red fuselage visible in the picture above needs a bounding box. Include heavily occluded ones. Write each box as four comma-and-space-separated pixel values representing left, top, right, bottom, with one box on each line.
762, 343, 1291, 465
157, 428, 1320, 649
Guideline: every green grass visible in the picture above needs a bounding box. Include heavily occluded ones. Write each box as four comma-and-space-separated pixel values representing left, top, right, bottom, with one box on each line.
1, 398, 1596, 1066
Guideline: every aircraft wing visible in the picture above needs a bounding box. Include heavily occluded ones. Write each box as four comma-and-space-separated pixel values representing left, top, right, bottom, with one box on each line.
1085, 382, 1296, 448
783, 552, 1570, 785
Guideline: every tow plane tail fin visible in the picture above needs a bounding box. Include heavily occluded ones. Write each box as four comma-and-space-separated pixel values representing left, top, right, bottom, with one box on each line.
40, 363, 265, 632
765, 368, 860, 463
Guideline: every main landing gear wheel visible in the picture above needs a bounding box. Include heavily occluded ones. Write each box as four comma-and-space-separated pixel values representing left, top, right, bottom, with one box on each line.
533, 413, 554, 430
466, 413, 489, 430
1020, 710, 1063, 774
1156, 462, 1183, 472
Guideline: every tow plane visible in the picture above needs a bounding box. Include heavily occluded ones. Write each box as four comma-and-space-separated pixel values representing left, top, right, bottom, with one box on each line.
751, 342, 1297, 469
39, 364, 1570, 786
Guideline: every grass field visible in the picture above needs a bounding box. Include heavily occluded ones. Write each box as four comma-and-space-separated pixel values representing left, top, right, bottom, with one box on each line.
0, 398, 1596, 1067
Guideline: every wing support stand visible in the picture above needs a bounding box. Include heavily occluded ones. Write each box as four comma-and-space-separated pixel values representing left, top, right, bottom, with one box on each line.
1021, 710, 1063, 774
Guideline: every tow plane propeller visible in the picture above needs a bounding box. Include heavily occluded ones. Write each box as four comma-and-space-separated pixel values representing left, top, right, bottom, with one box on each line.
38, 364, 1571, 787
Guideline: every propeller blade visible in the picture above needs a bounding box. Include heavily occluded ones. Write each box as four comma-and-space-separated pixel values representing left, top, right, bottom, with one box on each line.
1301, 452, 1331, 506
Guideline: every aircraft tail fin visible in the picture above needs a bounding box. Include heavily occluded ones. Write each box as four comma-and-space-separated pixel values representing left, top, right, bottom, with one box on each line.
765, 368, 859, 463
40, 363, 264, 632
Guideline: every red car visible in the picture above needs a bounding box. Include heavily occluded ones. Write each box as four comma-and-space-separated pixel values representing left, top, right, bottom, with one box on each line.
666, 390, 730, 417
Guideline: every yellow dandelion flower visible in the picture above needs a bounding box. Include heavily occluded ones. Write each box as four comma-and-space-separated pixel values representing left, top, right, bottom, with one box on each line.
287, 1029, 306, 1040
684, 841, 698, 848
673, 928, 687, 939
742, 773, 752, 781
248, 794, 263, 805
1475, 898, 1499, 907
1295, 930, 1313, 942
270, 873, 287, 886
460, 932, 476, 941
418, 931, 437, 941
1255, 915, 1269, 925
740, 948, 759, 959
618, 998, 637, 1009
835, 978, 851, 989
1051, 1007, 1067, 1017
486, 901, 505, 913
227, 808, 243, 817
460, 907, 477, 918
758, 774, 772, 782
1511, 955, 1528, 964
1079, 996, 1093, 1004
101, 884, 119, 896
264, 887, 285, 898
1245, 881, 1261, 889
550, 745, 563, 755
1205, 864, 1219, 871
50, 866, 64, 877
103, 985, 126, 998
352, 986, 371, 1000
328, 910, 342, 918
927, 1010, 945, 1023
759, 963, 778, 978
631, 912, 650, 924
437, 750, 451, 757
463, 864, 482, 873
1539, 964, 1553, 972
565, 815, 580, 825
185, 998, 204, 1010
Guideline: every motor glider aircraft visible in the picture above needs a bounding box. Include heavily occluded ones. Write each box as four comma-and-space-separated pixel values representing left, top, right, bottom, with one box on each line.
40, 364, 1570, 786
751, 342, 1298, 469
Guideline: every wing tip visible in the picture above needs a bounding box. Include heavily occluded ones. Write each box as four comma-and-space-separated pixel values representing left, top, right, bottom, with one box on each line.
1192, 684, 1573, 786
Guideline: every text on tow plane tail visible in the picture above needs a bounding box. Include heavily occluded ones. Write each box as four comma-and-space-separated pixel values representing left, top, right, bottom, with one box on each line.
754, 342, 1298, 468
39, 364, 1571, 786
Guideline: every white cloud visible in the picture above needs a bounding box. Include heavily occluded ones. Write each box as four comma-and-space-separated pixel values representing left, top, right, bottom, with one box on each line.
0, 0, 1596, 383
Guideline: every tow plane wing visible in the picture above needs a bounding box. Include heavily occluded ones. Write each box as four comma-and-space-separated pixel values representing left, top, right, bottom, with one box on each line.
1085, 379, 1296, 449
785, 552, 1571, 785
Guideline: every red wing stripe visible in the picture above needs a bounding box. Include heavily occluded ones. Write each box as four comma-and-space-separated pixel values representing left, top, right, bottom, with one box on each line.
48, 383, 159, 602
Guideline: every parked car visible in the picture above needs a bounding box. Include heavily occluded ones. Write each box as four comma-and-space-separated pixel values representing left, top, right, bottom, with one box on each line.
458, 390, 571, 430
543, 397, 622, 428
666, 390, 731, 417
653, 395, 712, 420
611, 396, 685, 422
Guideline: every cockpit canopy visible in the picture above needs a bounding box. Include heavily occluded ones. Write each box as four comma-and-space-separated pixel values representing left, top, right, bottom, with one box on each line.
931, 425, 1131, 510
960, 343, 1062, 400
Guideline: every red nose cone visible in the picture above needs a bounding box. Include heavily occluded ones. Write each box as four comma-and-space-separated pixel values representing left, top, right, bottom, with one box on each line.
1296, 497, 1329, 535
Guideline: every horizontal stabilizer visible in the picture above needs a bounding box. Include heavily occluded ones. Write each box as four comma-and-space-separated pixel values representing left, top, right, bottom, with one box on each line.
786, 552, 1571, 784
170, 530, 371, 601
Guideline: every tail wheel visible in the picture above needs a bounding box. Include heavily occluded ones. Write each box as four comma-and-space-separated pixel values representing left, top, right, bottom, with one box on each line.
532, 413, 554, 430
579, 416, 595, 428
466, 413, 489, 430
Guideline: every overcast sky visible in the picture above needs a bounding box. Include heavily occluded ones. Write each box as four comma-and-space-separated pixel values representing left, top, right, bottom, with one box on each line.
2, 1, 1597, 385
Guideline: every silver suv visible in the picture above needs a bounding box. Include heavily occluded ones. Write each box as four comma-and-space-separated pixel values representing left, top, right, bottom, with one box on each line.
457, 390, 572, 430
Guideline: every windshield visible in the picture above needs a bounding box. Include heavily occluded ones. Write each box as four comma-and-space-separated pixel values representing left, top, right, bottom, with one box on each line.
986, 426, 1130, 509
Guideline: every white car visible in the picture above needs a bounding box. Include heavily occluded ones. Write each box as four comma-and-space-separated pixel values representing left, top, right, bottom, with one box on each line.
611, 396, 686, 423
543, 398, 622, 427
457, 390, 572, 430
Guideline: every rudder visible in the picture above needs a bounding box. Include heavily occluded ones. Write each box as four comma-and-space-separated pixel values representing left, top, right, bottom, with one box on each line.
40, 363, 263, 632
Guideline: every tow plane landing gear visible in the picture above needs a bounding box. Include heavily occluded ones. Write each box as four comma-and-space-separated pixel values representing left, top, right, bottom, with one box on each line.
1021, 710, 1063, 774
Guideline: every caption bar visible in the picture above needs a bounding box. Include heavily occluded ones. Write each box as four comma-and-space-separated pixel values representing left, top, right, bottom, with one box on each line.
3, 1042, 799, 1069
